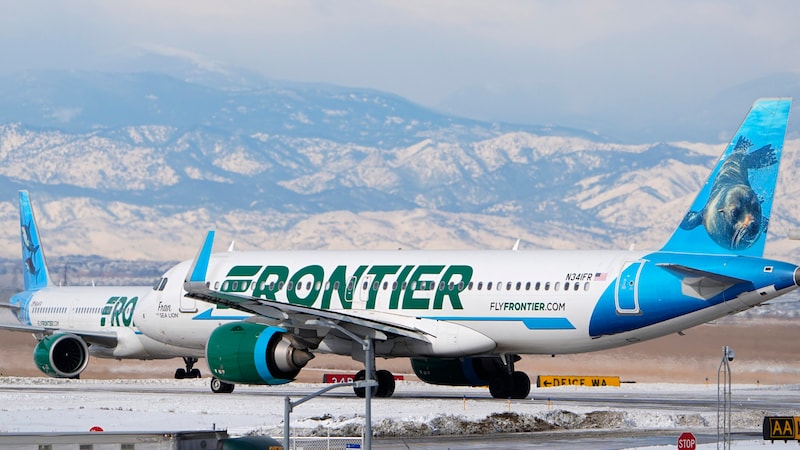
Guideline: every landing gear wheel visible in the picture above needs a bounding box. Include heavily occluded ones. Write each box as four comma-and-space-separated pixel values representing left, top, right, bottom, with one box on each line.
353, 370, 370, 398
489, 371, 530, 399
510, 371, 531, 399
189, 368, 202, 379
353, 369, 396, 398
489, 377, 510, 399
210, 377, 235, 394
375, 370, 396, 398
174, 368, 187, 379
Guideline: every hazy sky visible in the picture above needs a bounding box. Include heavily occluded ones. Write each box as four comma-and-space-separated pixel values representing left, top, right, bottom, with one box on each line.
2, 1, 799, 139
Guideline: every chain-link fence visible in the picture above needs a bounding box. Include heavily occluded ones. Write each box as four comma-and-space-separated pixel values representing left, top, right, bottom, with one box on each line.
278, 436, 363, 450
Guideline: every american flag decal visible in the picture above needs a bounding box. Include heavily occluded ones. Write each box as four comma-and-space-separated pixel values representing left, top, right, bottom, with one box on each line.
594, 272, 607, 281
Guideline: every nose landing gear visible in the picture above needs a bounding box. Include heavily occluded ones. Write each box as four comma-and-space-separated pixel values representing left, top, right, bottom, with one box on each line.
174, 357, 202, 379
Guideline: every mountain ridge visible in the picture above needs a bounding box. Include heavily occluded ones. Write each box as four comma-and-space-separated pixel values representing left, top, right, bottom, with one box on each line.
0, 69, 798, 266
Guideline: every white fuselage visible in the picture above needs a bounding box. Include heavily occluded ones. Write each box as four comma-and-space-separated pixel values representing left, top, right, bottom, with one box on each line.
17, 286, 204, 359
136, 248, 798, 359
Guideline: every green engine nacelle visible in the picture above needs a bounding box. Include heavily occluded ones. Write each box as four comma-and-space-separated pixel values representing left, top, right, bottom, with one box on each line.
410, 356, 506, 386
206, 322, 313, 385
33, 333, 89, 378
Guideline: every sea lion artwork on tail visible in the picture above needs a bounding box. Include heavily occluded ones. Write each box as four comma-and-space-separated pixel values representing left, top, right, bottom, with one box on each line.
679, 136, 776, 251
661, 98, 791, 257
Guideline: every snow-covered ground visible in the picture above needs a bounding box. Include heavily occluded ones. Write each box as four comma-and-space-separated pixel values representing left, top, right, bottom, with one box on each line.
0, 376, 794, 449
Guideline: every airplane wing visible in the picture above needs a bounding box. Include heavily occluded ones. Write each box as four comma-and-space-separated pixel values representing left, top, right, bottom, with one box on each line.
656, 263, 750, 301
0, 322, 118, 348
183, 231, 433, 345
0, 302, 19, 310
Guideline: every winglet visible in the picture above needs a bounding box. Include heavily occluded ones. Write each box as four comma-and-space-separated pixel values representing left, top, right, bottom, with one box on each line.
19, 191, 52, 290
184, 231, 215, 291
661, 98, 792, 256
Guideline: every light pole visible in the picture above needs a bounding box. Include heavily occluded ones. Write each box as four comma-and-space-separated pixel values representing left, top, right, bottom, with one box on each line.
717, 345, 734, 450
303, 318, 381, 449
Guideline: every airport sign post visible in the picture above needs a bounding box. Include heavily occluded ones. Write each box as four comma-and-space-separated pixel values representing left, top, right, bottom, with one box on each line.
677, 432, 696, 450
763, 416, 800, 441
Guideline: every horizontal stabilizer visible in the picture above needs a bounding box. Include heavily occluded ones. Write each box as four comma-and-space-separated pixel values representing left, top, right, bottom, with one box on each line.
657, 263, 748, 300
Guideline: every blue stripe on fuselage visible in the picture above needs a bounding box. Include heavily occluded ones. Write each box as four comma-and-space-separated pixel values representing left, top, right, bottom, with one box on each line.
423, 316, 575, 330
192, 308, 248, 321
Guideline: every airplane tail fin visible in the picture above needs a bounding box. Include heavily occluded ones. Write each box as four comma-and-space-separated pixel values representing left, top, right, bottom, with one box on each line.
661, 98, 792, 256
19, 190, 52, 290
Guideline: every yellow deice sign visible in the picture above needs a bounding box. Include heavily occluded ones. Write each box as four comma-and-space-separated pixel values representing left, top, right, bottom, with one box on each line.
536, 375, 620, 388
762, 416, 800, 441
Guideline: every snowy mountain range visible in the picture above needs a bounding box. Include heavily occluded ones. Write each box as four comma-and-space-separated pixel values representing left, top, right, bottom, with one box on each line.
0, 69, 798, 269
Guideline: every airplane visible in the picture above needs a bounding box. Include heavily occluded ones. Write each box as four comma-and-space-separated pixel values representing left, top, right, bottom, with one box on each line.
137, 98, 798, 399
0, 191, 217, 380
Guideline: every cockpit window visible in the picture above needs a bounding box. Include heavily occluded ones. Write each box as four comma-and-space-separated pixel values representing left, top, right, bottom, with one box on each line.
152, 277, 164, 290
158, 278, 168, 291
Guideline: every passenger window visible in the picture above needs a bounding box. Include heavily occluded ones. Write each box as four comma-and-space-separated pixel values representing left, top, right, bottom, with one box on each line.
506, 282, 512, 290
574, 282, 580, 291
515, 282, 521, 291
584, 282, 590, 291
555, 282, 561, 291
525, 282, 531, 291
287, 281, 294, 290
477, 282, 483, 290
487, 282, 493, 290
544, 282, 550, 291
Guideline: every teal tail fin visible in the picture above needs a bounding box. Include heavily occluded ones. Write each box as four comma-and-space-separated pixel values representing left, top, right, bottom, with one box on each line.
661, 98, 792, 256
19, 190, 51, 290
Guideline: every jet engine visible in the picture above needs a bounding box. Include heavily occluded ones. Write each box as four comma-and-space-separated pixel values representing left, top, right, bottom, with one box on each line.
205, 322, 313, 385
33, 333, 89, 378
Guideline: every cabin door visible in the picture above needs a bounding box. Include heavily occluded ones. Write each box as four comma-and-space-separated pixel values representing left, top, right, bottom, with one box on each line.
615, 260, 644, 315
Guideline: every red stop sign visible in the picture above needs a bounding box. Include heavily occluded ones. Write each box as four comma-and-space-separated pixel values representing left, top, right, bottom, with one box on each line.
677, 432, 696, 450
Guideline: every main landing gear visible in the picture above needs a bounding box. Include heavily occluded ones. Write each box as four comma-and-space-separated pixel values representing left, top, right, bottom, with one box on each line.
174, 357, 202, 379
488, 354, 530, 399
